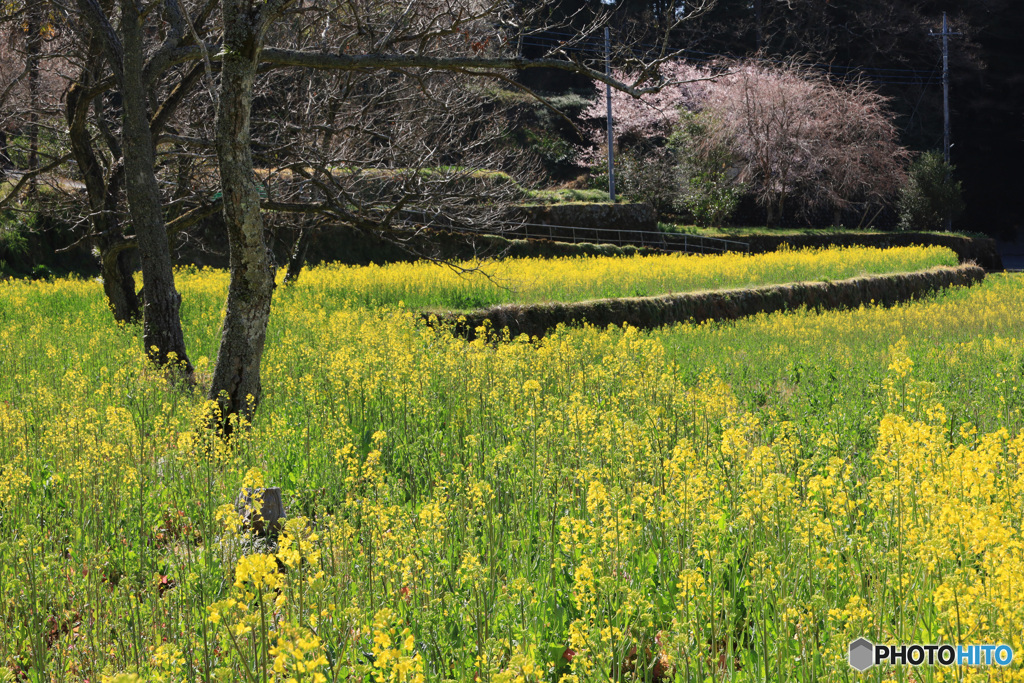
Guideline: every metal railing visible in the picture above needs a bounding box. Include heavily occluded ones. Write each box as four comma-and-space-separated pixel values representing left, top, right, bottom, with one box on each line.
393, 216, 750, 255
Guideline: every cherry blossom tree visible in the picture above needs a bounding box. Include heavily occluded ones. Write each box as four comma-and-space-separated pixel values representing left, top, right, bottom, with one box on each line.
581, 61, 712, 143
576, 61, 712, 211
580, 58, 909, 226
705, 60, 908, 225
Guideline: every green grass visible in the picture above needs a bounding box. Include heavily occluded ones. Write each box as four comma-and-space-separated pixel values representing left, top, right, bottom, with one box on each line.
1, 264, 1022, 681
659, 221, 982, 239
524, 188, 612, 204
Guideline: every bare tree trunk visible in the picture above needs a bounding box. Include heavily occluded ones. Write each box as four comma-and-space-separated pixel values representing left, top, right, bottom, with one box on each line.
0, 129, 8, 175
209, 2, 276, 422
75, 0, 193, 366
120, 0, 192, 371
101, 247, 141, 321
282, 226, 313, 286
25, 3, 41, 196
67, 79, 141, 323
765, 193, 786, 227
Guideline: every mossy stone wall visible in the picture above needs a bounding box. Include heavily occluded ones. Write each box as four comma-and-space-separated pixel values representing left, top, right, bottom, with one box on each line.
428, 265, 986, 340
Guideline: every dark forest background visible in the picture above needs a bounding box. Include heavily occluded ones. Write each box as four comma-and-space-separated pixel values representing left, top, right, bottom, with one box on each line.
516, 0, 1023, 238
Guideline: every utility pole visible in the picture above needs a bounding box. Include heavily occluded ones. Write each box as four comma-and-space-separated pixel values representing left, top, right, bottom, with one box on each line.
930, 12, 960, 165
930, 12, 960, 229
605, 27, 616, 202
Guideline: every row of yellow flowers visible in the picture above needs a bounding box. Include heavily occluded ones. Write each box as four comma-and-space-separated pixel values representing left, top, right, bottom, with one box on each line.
0, 257, 1022, 682
280, 244, 957, 309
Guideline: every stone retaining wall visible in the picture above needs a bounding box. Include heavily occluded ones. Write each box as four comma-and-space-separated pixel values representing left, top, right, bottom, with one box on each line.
427, 264, 986, 341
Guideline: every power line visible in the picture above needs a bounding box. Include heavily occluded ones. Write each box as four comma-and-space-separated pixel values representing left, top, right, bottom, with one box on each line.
537, 27, 938, 76
518, 30, 942, 85
902, 56, 944, 133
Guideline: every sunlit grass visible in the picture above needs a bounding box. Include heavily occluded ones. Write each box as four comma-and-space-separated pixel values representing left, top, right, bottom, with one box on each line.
287, 244, 957, 311
0, 261, 1021, 682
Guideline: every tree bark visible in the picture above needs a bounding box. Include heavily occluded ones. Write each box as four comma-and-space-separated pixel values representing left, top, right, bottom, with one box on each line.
119, 0, 192, 370
67, 79, 141, 323
0, 129, 8, 174
74, 0, 194, 366
25, 3, 41, 197
101, 247, 141, 322
282, 227, 313, 286
209, 0, 277, 422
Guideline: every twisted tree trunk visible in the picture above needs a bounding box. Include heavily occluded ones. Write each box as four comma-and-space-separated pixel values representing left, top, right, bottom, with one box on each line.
209, 0, 278, 422
119, 0, 191, 370
75, 0, 193, 368
101, 247, 141, 322
66, 79, 140, 323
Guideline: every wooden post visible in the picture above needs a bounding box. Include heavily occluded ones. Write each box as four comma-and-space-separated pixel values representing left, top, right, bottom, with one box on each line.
236, 486, 285, 537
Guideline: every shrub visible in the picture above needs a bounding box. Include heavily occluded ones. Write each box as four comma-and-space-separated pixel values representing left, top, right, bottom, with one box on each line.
680, 170, 743, 227
670, 111, 742, 226
615, 148, 680, 213
524, 129, 577, 169
897, 151, 965, 231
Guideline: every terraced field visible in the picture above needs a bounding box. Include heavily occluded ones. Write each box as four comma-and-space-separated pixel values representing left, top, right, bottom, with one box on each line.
0, 248, 1020, 682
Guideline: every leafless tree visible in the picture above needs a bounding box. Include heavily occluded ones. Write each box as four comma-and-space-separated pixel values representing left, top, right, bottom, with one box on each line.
0, 9, 70, 192
2, 0, 228, 334
258, 68, 537, 282
3, 0, 716, 422
204, 0, 717, 421
704, 59, 908, 225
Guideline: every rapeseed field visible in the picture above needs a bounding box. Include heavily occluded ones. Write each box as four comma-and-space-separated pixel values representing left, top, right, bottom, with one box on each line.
288, 244, 957, 309
1, 247, 1022, 682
